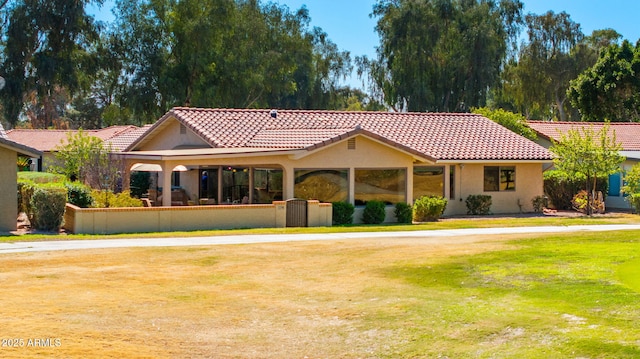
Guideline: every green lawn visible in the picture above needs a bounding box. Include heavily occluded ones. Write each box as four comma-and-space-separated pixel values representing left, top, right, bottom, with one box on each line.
378, 231, 640, 358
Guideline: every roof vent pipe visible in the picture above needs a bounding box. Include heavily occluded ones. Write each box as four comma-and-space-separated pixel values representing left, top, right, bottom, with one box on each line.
270, 110, 277, 118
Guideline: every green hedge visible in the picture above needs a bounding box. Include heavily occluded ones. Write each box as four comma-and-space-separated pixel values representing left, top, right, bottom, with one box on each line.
413, 196, 447, 222
394, 202, 413, 223
30, 184, 67, 231
17, 172, 66, 184
332, 202, 355, 225
362, 200, 386, 224
543, 170, 608, 210
65, 182, 94, 208
465, 194, 492, 215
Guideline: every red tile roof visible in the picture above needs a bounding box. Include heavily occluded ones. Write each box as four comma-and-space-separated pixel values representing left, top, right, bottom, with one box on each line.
528, 121, 640, 151
104, 125, 153, 152
6, 126, 144, 152
130, 108, 552, 162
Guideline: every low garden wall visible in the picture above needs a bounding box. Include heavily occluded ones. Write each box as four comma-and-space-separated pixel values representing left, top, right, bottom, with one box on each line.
64, 200, 332, 235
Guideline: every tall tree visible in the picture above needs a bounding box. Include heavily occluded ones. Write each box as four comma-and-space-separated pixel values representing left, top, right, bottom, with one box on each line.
568, 40, 640, 122
359, 0, 523, 112
1, 0, 101, 128
495, 12, 618, 121
111, 0, 352, 124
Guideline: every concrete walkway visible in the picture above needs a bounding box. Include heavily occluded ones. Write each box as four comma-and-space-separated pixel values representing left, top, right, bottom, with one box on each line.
1, 224, 640, 254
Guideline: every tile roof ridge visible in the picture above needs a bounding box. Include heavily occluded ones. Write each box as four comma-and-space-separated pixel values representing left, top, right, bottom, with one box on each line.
169, 107, 486, 116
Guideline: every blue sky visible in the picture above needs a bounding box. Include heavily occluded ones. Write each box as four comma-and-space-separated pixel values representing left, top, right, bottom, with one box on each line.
90, 0, 640, 88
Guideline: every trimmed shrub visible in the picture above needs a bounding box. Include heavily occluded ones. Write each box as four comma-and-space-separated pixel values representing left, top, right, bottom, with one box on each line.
92, 190, 143, 208
17, 179, 36, 216
30, 184, 67, 231
394, 202, 413, 224
413, 196, 447, 222
628, 194, 640, 214
543, 170, 608, 210
332, 201, 355, 225
362, 200, 386, 224
465, 194, 492, 215
65, 182, 94, 208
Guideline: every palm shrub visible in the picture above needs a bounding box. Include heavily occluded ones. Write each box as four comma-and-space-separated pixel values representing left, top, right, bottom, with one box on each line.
362, 200, 386, 224
332, 202, 355, 225
465, 194, 492, 215
413, 196, 447, 222
394, 202, 413, 223
30, 184, 67, 231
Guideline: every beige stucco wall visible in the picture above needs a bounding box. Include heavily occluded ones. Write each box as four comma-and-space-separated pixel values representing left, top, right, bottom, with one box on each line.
0, 147, 17, 231
140, 119, 210, 151
445, 163, 545, 215
65, 201, 332, 234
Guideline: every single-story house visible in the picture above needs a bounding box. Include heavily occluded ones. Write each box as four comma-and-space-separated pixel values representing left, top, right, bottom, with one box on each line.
6, 125, 151, 171
0, 133, 41, 231
528, 121, 640, 209
119, 108, 553, 220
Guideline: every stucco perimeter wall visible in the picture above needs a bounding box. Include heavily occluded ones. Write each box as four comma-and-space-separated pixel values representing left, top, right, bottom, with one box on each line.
0, 147, 17, 231
65, 201, 332, 235
446, 163, 545, 215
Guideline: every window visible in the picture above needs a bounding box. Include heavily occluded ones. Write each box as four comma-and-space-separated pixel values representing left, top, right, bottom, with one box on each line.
253, 168, 283, 203
355, 169, 406, 205
294, 169, 348, 203
222, 166, 249, 203
484, 166, 516, 192
413, 166, 444, 200
199, 167, 219, 201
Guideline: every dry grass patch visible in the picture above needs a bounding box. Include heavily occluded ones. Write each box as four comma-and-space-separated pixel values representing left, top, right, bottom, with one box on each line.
0, 234, 517, 358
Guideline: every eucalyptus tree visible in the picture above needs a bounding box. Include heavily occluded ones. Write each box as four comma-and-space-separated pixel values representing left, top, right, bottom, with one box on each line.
1, 0, 102, 128
495, 13, 620, 121
359, 0, 523, 112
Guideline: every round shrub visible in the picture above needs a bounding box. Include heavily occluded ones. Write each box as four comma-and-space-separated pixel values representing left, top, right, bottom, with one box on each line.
362, 200, 386, 224
332, 201, 355, 225
30, 184, 67, 231
413, 196, 447, 222
465, 194, 492, 215
394, 202, 413, 223
65, 182, 95, 208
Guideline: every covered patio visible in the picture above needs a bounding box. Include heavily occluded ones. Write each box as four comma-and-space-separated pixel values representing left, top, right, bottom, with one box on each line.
120, 148, 296, 207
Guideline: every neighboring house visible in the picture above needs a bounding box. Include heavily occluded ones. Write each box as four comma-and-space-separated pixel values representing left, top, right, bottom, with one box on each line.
120, 108, 552, 219
0, 136, 41, 231
528, 121, 640, 209
6, 125, 150, 171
